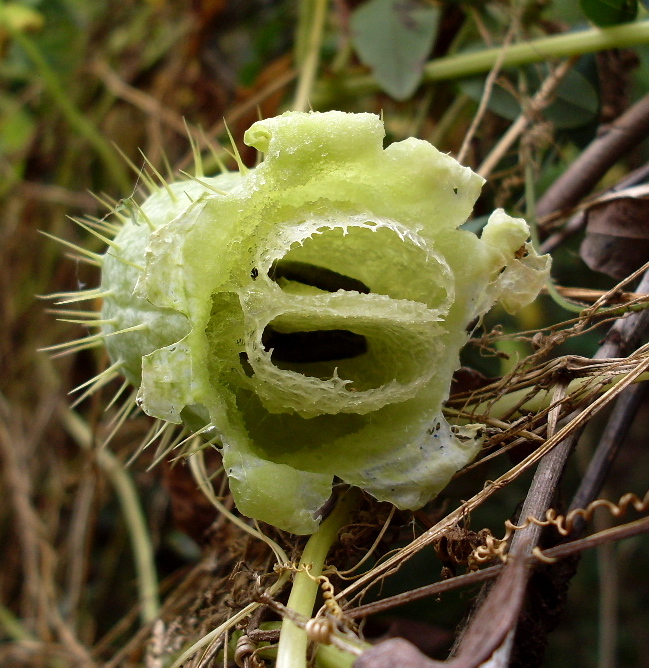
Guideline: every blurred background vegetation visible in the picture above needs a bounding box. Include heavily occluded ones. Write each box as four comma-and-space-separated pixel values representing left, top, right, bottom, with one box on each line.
2, 0, 649, 666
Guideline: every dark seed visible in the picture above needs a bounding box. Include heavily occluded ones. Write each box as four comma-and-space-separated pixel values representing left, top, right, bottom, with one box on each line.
239, 352, 254, 377
465, 316, 479, 333
262, 326, 368, 363
269, 260, 370, 294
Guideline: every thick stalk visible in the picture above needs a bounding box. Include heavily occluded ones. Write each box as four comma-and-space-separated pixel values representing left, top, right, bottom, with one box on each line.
314, 21, 649, 104
293, 0, 329, 112
275, 488, 360, 668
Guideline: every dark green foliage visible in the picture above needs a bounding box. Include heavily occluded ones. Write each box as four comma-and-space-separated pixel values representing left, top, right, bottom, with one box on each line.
580, 0, 638, 26
350, 0, 441, 99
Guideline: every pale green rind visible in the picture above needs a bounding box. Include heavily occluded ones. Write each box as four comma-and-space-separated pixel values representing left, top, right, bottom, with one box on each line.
223, 447, 333, 535
101, 176, 242, 385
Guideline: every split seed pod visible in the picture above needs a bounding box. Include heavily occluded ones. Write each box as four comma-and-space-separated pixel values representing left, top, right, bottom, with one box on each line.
75, 111, 551, 534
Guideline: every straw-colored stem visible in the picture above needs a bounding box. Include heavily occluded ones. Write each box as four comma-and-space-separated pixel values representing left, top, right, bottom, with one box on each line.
293, 0, 329, 112
61, 409, 160, 623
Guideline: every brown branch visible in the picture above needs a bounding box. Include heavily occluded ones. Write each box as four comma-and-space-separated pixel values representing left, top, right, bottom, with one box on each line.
354, 556, 531, 668
347, 515, 649, 620
476, 58, 577, 179
448, 385, 575, 666
567, 270, 649, 532
536, 93, 649, 219
91, 60, 201, 138
355, 386, 573, 668
538, 161, 649, 254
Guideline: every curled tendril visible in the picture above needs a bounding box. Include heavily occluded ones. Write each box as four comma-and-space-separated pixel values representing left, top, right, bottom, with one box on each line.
472, 490, 649, 565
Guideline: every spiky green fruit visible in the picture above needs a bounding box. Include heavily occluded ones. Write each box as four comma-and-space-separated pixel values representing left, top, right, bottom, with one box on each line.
98, 111, 550, 534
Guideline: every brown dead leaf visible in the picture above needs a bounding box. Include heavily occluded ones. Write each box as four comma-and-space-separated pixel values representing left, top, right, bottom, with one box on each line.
450, 367, 494, 396
162, 457, 220, 543
580, 197, 649, 279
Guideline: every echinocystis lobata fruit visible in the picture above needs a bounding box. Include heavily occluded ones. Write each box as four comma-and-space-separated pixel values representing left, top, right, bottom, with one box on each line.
55, 111, 551, 534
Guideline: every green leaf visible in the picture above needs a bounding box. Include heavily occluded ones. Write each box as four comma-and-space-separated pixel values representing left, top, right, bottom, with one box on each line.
350, 0, 440, 100
546, 68, 600, 129
459, 64, 599, 130
579, 0, 638, 26
0, 94, 35, 154
0, 3, 44, 31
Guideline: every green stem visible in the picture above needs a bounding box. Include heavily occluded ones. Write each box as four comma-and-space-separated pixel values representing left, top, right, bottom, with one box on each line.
315, 20, 649, 103
315, 643, 358, 668
546, 280, 587, 313
293, 0, 329, 112
275, 488, 360, 668
0, 604, 37, 643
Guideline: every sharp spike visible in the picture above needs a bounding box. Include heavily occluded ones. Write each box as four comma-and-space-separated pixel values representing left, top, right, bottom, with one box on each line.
40, 323, 147, 353
40, 230, 103, 261
103, 323, 148, 338
112, 143, 159, 194
184, 118, 204, 178
99, 191, 119, 207
199, 127, 228, 174
50, 339, 103, 358
39, 333, 103, 353
105, 252, 144, 272
138, 150, 176, 201
52, 289, 113, 305
172, 422, 215, 451
56, 318, 117, 326
149, 428, 192, 469
224, 122, 249, 175
126, 420, 172, 466
84, 215, 121, 235
101, 390, 140, 448
69, 361, 124, 408
105, 378, 130, 411
178, 171, 229, 196
70, 360, 123, 394
40, 287, 105, 302
70, 217, 122, 250
160, 147, 175, 184
47, 308, 102, 318
64, 252, 102, 267
105, 388, 138, 428
171, 434, 220, 463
